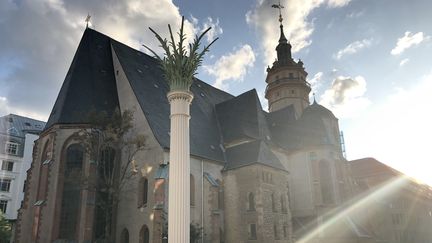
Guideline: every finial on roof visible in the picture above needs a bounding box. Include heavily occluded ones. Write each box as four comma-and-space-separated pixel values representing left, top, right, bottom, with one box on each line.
312, 93, 317, 104
272, 1, 288, 44
85, 13, 91, 29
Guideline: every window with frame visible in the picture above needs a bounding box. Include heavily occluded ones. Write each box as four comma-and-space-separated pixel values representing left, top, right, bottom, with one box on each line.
58, 144, 84, 240
1, 160, 13, 172
0, 200, 7, 213
5, 142, 18, 155
283, 224, 288, 238
281, 195, 287, 213
190, 174, 195, 206
137, 177, 148, 207
248, 224, 257, 240
247, 192, 255, 211
271, 193, 277, 212
273, 223, 279, 239
0, 179, 11, 192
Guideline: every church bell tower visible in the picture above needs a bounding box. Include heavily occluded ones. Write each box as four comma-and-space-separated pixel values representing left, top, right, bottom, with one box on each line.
265, 6, 311, 117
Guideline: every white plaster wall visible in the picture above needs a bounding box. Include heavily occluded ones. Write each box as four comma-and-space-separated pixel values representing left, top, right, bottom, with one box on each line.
0, 133, 38, 220
286, 151, 314, 217
111, 46, 166, 243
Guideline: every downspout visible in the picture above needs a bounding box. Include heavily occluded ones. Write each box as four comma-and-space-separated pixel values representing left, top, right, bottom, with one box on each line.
201, 160, 204, 243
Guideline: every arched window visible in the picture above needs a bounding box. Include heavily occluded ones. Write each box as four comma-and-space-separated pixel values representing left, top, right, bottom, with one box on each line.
94, 147, 116, 240
319, 160, 335, 204
216, 179, 223, 210
280, 195, 287, 213
190, 174, 195, 206
120, 228, 129, 243
138, 177, 149, 207
271, 193, 276, 212
273, 223, 279, 239
36, 140, 52, 202
139, 225, 150, 243
247, 192, 255, 211
59, 144, 84, 240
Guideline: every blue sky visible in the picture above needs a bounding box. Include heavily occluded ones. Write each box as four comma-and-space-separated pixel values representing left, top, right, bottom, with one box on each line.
1, 0, 431, 184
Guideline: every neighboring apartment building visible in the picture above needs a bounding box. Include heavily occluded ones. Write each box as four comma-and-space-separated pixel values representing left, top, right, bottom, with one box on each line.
350, 158, 432, 243
0, 114, 45, 221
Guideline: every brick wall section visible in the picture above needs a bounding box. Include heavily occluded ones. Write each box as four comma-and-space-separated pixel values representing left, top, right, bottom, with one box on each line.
223, 164, 292, 243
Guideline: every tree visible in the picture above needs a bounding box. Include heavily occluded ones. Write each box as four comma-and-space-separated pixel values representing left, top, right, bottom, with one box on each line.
0, 213, 11, 243
75, 109, 146, 243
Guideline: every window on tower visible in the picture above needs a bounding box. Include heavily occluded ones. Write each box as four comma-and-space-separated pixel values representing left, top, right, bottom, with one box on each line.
248, 224, 257, 240
247, 192, 255, 211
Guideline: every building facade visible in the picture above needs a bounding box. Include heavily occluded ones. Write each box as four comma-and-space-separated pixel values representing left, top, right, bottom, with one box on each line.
14, 22, 432, 243
0, 114, 45, 221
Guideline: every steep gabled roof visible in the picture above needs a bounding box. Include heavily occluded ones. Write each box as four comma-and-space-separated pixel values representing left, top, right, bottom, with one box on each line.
216, 89, 271, 145
44, 29, 287, 168
45, 29, 120, 129
225, 140, 286, 171
110, 40, 233, 162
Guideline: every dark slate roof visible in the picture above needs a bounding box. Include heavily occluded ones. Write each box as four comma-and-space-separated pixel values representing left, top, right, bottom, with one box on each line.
216, 89, 271, 145
303, 100, 336, 119
0, 114, 46, 138
45, 29, 288, 169
225, 140, 286, 171
268, 101, 338, 150
110, 39, 233, 162
45, 29, 120, 129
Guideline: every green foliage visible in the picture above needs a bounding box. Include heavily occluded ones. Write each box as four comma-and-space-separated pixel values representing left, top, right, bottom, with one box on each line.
0, 213, 11, 243
143, 16, 218, 91
74, 109, 147, 243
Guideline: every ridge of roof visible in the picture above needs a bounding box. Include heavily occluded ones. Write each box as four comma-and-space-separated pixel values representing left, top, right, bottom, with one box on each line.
225, 140, 286, 171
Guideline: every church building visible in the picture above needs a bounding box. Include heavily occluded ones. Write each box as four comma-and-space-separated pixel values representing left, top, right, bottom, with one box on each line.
16, 19, 427, 243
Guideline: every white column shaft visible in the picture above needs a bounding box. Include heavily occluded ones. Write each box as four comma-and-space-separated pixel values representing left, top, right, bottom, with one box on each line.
168, 91, 193, 243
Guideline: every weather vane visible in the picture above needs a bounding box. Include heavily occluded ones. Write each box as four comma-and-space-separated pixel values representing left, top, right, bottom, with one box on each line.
271, 0, 284, 24
85, 13, 91, 28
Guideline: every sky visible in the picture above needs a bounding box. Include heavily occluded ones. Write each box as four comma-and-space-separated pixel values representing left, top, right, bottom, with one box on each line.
1, 0, 431, 184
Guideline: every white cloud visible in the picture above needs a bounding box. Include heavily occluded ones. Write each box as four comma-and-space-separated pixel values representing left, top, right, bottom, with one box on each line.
390, 31, 430, 55
201, 17, 223, 43
334, 39, 372, 60
346, 11, 364, 18
346, 72, 432, 185
399, 58, 409, 66
257, 89, 269, 111
204, 45, 256, 90
0, 0, 206, 120
327, 0, 351, 7
320, 75, 370, 118
308, 71, 324, 91
245, 0, 351, 66
0, 96, 47, 121
0, 97, 9, 117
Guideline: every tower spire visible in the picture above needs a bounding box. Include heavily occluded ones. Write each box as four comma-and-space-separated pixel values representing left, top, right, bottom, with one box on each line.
272, 1, 287, 43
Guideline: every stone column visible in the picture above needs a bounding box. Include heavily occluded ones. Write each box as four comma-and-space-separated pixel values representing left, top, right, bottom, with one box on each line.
167, 90, 193, 243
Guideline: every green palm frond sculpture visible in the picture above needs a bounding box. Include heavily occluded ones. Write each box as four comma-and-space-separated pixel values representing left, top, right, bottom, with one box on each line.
143, 16, 218, 91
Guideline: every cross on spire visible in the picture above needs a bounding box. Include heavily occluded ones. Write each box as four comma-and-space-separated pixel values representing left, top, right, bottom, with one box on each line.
85, 13, 91, 29
271, 0, 284, 24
